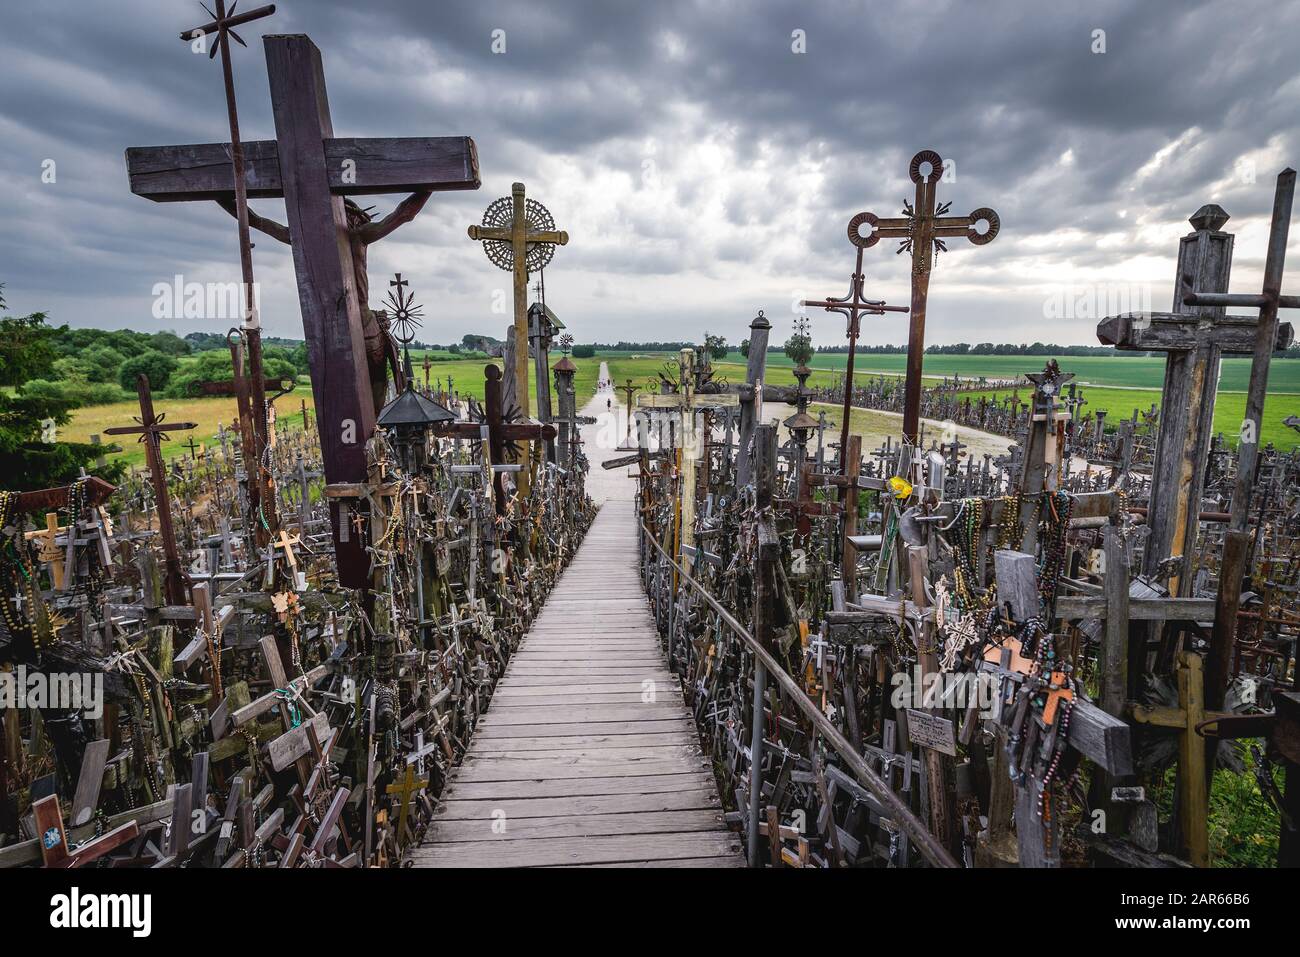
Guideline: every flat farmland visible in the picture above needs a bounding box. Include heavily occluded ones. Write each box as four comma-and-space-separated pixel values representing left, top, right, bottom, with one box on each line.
718, 351, 1300, 393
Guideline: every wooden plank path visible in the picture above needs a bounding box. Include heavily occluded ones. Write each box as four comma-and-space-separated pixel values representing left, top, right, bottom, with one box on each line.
410, 504, 743, 867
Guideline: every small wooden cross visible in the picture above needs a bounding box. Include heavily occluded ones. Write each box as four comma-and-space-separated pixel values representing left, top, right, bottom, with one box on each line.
385, 764, 428, 846
24, 513, 67, 590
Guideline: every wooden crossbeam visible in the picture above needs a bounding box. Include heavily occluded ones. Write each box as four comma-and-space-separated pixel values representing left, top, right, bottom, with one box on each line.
126, 137, 479, 202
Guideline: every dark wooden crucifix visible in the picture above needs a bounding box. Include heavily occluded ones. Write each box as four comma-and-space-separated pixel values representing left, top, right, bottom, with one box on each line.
615, 379, 638, 448
105, 375, 197, 606
126, 34, 480, 588
853, 149, 1000, 445
436, 365, 557, 515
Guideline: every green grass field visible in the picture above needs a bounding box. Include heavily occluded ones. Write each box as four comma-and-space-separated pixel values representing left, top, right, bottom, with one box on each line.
65, 347, 1300, 467
716, 350, 1300, 393
962, 385, 1300, 451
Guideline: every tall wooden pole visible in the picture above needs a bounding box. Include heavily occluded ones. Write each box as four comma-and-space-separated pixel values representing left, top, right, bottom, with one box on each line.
1209, 168, 1296, 712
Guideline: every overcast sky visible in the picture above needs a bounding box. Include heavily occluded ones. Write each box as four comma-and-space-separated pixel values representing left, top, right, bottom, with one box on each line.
2, 0, 1297, 349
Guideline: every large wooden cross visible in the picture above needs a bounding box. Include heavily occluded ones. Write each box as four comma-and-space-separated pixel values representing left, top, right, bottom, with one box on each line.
126, 34, 480, 588
1201, 168, 1300, 715
105, 374, 197, 606
853, 149, 1000, 444
1097, 204, 1294, 595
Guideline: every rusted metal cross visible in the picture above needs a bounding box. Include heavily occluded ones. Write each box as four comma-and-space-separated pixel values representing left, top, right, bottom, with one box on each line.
105, 375, 198, 606
802, 246, 907, 481
180, 0, 279, 541
854, 149, 1000, 445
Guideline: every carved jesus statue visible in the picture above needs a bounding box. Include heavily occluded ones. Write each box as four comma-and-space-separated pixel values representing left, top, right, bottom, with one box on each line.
217, 190, 431, 416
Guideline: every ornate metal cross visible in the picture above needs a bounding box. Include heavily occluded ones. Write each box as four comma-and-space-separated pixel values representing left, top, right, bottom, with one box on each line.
468, 183, 568, 423
854, 149, 1000, 445
802, 245, 908, 480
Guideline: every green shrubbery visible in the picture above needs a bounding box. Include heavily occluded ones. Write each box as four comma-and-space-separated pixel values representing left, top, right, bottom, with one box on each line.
118, 350, 179, 392
166, 349, 298, 397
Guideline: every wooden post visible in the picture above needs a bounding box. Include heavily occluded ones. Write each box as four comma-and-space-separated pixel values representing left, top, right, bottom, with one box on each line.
679, 348, 697, 552
749, 425, 779, 866
908, 544, 958, 858
737, 311, 770, 488
264, 34, 375, 588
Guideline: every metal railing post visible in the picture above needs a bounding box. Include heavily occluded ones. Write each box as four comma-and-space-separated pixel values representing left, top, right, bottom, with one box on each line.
747, 655, 765, 867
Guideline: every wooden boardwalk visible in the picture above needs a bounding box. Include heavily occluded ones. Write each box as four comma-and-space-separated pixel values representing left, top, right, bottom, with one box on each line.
410, 504, 743, 867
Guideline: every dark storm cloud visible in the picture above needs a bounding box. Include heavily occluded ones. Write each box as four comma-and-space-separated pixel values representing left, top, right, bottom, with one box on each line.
1, 0, 1297, 347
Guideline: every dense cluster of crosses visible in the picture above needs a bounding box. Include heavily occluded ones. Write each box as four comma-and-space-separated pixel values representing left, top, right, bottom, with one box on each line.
0, 23, 596, 869
617, 166, 1300, 868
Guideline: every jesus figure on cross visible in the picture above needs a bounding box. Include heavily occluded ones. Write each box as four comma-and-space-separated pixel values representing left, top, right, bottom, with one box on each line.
216, 189, 432, 416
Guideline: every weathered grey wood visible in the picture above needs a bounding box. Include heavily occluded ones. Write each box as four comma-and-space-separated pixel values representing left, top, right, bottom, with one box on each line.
1066, 698, 1134, 776
994, 550, 1038, 622
71, 739, 110, 827
267, 712, 332, 772
473, 719, 695, 738
433, 788, 722, 821
426, 809, 725, 843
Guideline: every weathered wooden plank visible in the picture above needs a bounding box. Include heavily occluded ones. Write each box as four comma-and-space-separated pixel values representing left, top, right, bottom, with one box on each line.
472, 719, 694, 738
455, 759, 709, 784
475, 704, 686, 726
442, 772, 717, 802
425, 809, 727, 844
467, 745, 702, 761
434, 790, 719, 821
410, 831, 743, 867
126, 136, 479, 202
471, 732, 698, 751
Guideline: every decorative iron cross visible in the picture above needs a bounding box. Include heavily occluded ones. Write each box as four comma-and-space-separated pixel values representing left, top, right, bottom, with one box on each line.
802, 247, 908, 482
854, 149, 1000, 445
105, 375, 198, 606
468, 183, 568, 424
180, 0, 279, 540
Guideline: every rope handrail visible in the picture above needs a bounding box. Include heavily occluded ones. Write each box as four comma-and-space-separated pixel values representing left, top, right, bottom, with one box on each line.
639, 520, 959, 870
